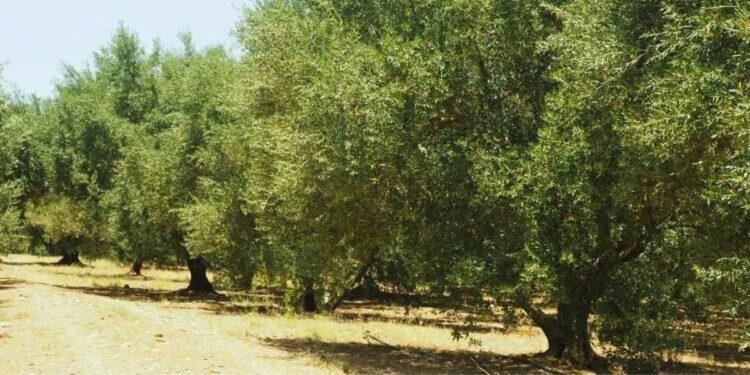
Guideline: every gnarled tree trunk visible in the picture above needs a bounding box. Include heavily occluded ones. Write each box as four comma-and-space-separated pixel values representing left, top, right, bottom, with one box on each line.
521, 296, 600, 367
185, 256, 216, 294
58, 250, 82, 266
557, 300, 598, 365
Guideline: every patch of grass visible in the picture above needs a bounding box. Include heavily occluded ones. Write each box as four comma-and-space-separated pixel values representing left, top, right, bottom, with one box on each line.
1, 254, 191, 291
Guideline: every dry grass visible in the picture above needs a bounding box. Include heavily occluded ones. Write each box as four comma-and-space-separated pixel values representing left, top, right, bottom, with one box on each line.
1, 253, 749, 374
1, 253, 189, 290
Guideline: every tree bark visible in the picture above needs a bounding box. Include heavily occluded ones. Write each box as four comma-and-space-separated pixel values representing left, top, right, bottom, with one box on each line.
57, 250, 82, 266
185, 256, 216, 294
557, 300, 599, 366
130, 257, 143, 276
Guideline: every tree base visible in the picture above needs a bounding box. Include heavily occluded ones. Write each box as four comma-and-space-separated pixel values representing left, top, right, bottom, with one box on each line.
543, 337, 608, 371
57, 251, 82, 266
130, 259, 143, 276
301, 281, 317, 313
186, 256, 217, 294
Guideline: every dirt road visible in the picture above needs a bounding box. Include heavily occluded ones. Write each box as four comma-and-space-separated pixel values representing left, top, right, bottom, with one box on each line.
0, 264, 333, 375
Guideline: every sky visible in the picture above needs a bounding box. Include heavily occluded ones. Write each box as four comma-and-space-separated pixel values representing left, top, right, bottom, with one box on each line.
0, 0, 248, 97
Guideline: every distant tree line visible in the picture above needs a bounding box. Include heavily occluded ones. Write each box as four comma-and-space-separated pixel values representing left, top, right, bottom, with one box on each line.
1, 0, 749, 369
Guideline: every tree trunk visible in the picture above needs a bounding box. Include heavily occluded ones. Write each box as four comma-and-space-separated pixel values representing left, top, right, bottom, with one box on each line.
238, 266, 255, 290
302, 280, 317, 313
521, 297, 600, 367
185, 256, 216, 294
130, 257, 143, 276
519, 299, 566, 357
556, 300, 598, 366
57, 251, 82, 266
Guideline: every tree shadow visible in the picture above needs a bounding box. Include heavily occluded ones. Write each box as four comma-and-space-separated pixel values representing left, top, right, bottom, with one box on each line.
334, 295, 506, 334
0, 259, 90, 268
42, 269, 185, 283
264, 336, 749, 374
54, 284, 282, 315
56, 281, 503, 332
661, 360, 750, 374
1, 260, 60, 267
345, 290, 478, 310
333, 310, 499, 334
677, 317, 750, 368
0, 278, 25, 290
263, 337, 574, 374
690, 345, 750, 364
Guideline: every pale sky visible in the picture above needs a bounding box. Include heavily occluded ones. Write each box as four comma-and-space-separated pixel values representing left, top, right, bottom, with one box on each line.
0, 0, 248, 97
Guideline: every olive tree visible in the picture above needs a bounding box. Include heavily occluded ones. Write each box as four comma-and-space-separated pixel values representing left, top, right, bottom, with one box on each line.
106, 39, 240, 292
236, 1, 409, 310
473, 0, 750, 366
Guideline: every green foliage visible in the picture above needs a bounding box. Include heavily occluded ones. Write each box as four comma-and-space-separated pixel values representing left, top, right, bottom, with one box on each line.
696, 257, 750, 317
0, 79, 29, 253
236, 1, 407, 304
25, 195, 89, 244
94, 25, 158, 124
0, 181, 26, 254
104, 38, 243, 272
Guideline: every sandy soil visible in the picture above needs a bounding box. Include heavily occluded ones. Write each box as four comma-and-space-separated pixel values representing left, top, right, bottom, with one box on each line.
0, 268, 333, 375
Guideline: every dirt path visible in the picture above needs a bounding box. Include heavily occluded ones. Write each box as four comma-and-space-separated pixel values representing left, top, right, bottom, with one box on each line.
0, 270, 333, 375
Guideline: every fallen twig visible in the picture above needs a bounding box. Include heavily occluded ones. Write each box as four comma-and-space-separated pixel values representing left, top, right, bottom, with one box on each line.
363, 331, 396, 348
363, 331, 442, 360
471, 356, 491, 375
510, 357, 565, 375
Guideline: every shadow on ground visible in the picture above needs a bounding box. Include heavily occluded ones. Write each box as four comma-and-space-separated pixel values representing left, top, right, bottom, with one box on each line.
263, 337, 750, 375
263, 337, 574, 374
0, 278, 25, 290
661, 361, 750, 374
55, 282, 498, 333
333, 309, 499, 334
43, 269, 187, 283
1, 260, 67, 267
54, 284, 283, 315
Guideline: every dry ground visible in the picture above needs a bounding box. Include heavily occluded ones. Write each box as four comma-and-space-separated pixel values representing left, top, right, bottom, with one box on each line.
0, 254, 748, 374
